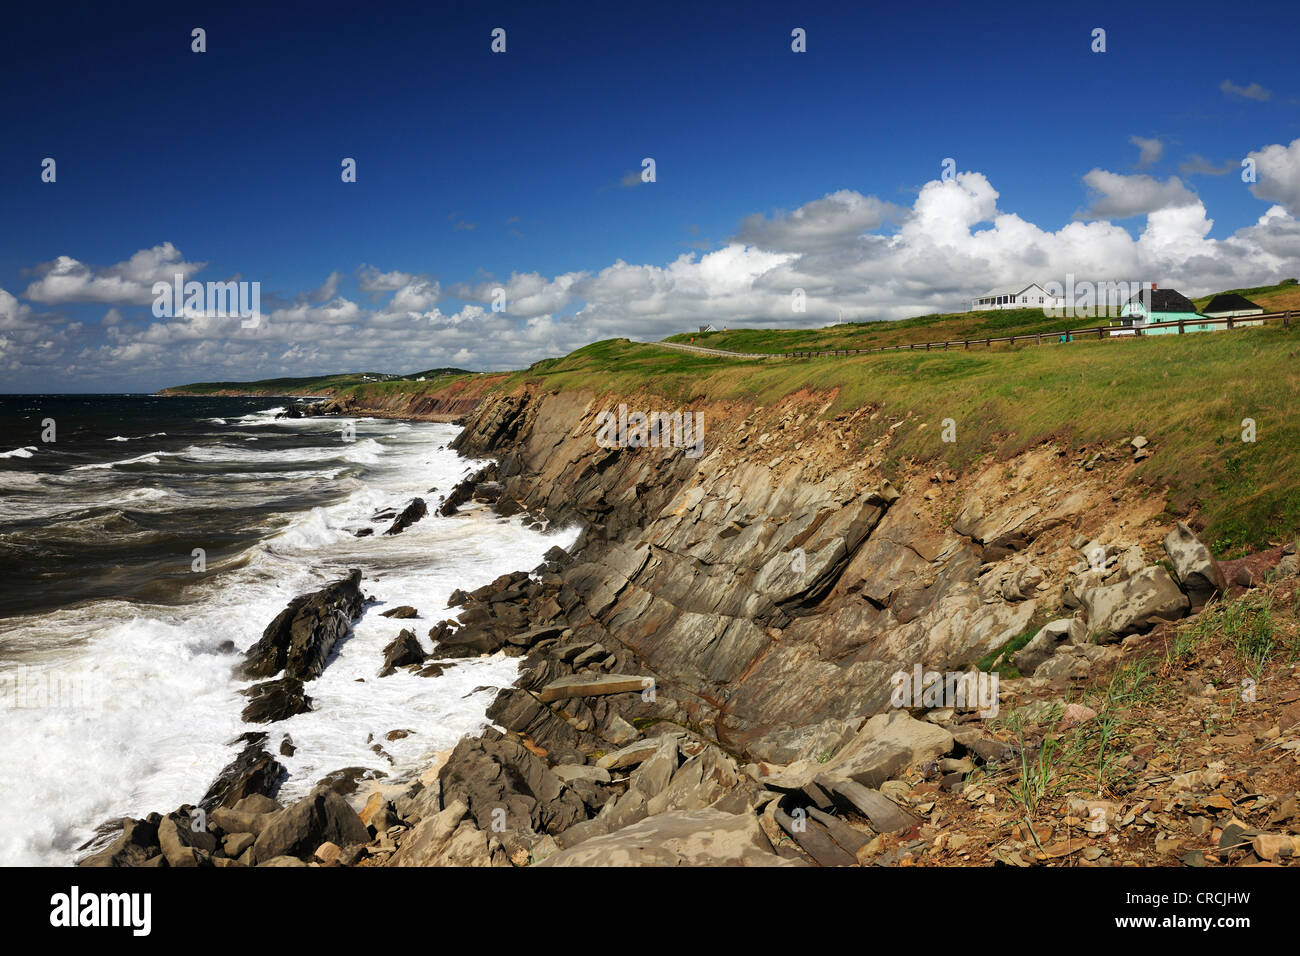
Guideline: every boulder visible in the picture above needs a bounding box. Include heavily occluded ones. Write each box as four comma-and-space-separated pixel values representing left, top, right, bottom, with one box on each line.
536, 809, 787, 866
1000, 564, 1045, 602
438, 731, 587, 836
774, 808, 858, 866
819, 711, 955, 789
1163, 522, 1226, 612
1033, 643, 1119, 680
251, 787, 371, 864
472, 481, 504, 503
234, 794, 282, 815
223, 832, 255, 857
378, 628, 426, 677
389, 800, 494, 867
1012, 617, 1087, 675
379, 605, 418, 619
211, 805, 271, 836
553, 764, 612, 786
596, 734, 683, 770
1079, 565, 1189, 638
158, 812, 217, 867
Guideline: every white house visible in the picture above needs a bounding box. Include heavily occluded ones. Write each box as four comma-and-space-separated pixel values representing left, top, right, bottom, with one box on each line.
1201, 293, 1265, 319
971, 283, 1057, 311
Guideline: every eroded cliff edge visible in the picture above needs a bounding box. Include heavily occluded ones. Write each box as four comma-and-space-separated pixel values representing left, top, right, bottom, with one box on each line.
445, 384, 1176, 759
89, 379, 1296, 868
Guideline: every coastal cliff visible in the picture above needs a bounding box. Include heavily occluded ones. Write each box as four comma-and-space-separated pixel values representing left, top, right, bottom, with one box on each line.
88, 375, 1300, 868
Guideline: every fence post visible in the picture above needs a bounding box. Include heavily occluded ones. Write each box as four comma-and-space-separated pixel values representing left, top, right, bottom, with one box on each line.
1286, 311, 1292, 328
1037, 333, 1042, 346
1227, 316, 1234, 330
1178, 320, 1184, 334
964, 339, 969, 350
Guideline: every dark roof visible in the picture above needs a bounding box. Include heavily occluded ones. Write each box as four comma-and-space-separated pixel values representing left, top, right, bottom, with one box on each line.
1202, 293, 1263, 314
1126, 288, 1199, 314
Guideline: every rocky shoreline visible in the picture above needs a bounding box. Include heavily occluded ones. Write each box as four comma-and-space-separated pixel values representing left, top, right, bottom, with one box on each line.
79, 388, 1299, 867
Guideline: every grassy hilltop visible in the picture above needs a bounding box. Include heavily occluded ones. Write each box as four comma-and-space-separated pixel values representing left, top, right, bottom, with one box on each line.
164, 282, 1300, 555
494, 325, 1300, 557
661, 280, 1300, 356
159, 367, 471, 396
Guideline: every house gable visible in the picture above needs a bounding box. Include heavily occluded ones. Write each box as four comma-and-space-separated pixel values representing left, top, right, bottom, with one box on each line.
1202, 293, 1264, 317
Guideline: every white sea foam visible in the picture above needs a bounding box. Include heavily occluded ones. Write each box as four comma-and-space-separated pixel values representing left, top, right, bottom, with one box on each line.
230, 407, 286, 426
0, 419, 578, 865
0, 446, 37, 459
70, 451, 177, 471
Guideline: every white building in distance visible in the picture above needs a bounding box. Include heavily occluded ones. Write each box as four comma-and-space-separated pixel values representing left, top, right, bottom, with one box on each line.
971, 283, 1058, 311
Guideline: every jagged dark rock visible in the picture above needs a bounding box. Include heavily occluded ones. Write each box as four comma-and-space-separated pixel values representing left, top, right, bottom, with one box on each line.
240, 677, 313, 723
201, 732, 287, 811
240, 570, 364, 680
379, 628, 426, 677
277, 397, 352, 418
383, 498, 427, 536
439, 729, 587, 836
77, 818, 161, 867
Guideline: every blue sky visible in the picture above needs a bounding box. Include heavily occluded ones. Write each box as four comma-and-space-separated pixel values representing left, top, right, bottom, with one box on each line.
2, 0, 1298, 391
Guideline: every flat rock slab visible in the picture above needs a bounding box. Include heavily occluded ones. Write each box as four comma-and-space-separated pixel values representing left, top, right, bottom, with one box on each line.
807, 806, 871, 855
553, 764, 613, 786
774, 808, 857, 867
824, 711, 955, 788
597, 733, 684, 770
536, 809, 789, 866
537, 674, 653, 703
816, 776, 919, 834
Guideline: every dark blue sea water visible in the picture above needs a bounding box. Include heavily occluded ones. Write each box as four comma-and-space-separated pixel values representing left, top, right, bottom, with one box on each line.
0, 394, 375, 618
0, 394, 574, 865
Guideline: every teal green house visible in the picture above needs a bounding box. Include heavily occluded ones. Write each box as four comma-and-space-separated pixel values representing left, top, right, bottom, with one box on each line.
1115, 288, 1211, 334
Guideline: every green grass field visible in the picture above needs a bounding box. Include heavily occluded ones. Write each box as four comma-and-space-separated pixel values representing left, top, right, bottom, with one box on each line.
474, 325, 1300, 557
662, 280, 1300, 356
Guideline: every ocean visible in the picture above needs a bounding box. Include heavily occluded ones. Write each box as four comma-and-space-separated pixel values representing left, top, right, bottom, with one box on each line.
0, 394, 574, 866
